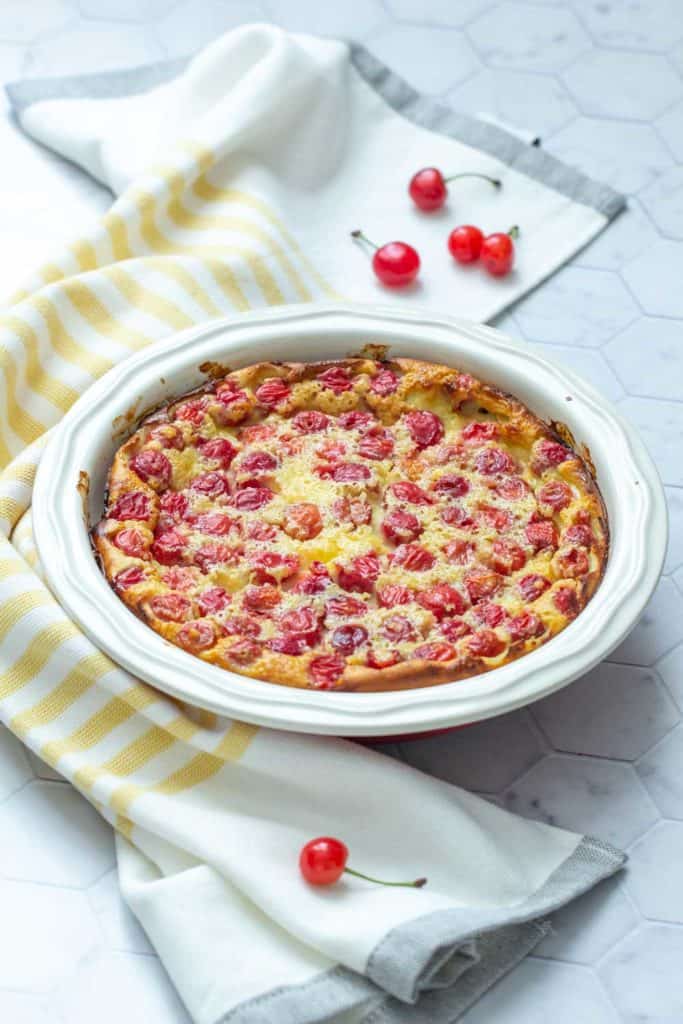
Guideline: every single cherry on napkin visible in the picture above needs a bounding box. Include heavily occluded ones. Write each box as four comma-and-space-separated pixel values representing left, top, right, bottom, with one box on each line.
351, 230, 420, 287
409, 168, 501, 211
448, 224, 484, 264
299, 836, 427, 888
481, 225, 519, 277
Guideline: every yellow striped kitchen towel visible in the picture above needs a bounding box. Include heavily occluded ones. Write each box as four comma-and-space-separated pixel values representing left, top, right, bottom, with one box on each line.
0, 23, 625, 1024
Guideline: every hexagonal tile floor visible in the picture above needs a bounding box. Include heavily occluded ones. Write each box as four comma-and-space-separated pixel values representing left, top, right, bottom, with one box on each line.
0, 1, 682, 1021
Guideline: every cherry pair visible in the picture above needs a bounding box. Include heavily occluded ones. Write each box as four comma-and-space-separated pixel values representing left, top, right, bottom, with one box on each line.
352, 224, 518, 286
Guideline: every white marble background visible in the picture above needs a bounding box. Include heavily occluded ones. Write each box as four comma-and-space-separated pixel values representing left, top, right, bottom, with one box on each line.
0, 1, 682, 1022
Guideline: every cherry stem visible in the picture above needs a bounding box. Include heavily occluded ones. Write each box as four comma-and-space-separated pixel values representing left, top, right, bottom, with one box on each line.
444, 172, 501, 189
344, 866, 427, 889
508, 225, 520, 239
351, 229, 379, 251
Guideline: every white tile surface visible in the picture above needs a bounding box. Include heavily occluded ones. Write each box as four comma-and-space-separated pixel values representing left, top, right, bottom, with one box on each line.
157, 1, 268, 58
663, 489, 683, 574
0, 0, 73, 44
0, 781, 115, 887
610, 579, 683, 667
625, 821, 683, 924
447, 67, 577, 137
266, 0, 387, 40
622, 238, 683, 318
535, 875, 638, 965
640, 166, 683, 241
385, 0, 496, 28
574, 198, 660, 273
572, 0, 683, 52
462, 958, 619, 1023
513, 266, 639, 348
0, 724, 32, 801
657, 640, 683, 711
467, 3, 590, 71
1, 3, 682, 1021
523, 342, 625, 400
562, 49, 682, 120
394, 709, 544, 793
605, 316, 683, 401
0, 880, 101, 993
54, 950, 191, 1024
367, 22, 480, 93
28, 21, 163, 76
600, 924, 683, 1022
615, 397, 683, 487
503, 755, 658, 848
547, 118, 675, 195
0, 992, 54, 1024
532, 662, 679, 761
636, 723, 683, 819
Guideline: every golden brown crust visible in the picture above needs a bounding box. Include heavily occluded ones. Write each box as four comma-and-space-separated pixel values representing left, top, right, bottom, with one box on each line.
94, 356, 608, 693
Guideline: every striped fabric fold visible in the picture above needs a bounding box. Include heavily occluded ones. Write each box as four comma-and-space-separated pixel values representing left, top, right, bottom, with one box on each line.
0, 140, 322, 832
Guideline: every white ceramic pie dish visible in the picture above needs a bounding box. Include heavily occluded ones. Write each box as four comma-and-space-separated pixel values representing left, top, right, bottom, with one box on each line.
33, 303, 667, 736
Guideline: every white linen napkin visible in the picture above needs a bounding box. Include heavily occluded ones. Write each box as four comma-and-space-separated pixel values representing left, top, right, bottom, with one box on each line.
7, 24, 622, 324
3, 24, 626, 1024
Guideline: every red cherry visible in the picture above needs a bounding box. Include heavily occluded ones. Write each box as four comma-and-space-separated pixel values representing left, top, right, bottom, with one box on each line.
526, 520, 559, 551
481, 226, 518, 277
412, 642, 456, 662
131, 449, 171, 488
177, 619, 217, 653
299, 837, 426, 888
226, 638, 261, 664
351, 230, 420, 287
233, 486, 273, 510
283, 503, 323, 541
198, 437, 238, 468
389, 481, 433, 506
191, 471, 229, 496
382, 615, 416, 643
405, 409, 444, 449
292, 410, 330, 434
294, 562, 331, 595
462, 421, 499, 444
370, 369, 399, 396
150, 529, 185, 565
317, 366, 353, 394
109, 492, 151, 521
114, 566, 146, 589
409, 168, 501, 212
331, 623, 369, 654
255, 378, 290, 407
325, 595, 368, 618
336, 552, 381, 592
448, 225, 484, 264
417, 584, 465, 619
554, 586, 579, 618
198, 587, 231, 616
377, 584, 413, 608
338, 410, 376, 431
330, 462, 371, 483
150, 593, 192, 622
308, 654, 346, 689
468, 629, 506, 658
518, 573, 551, 602
382, 508, 422, 545
391, 543, 435, 571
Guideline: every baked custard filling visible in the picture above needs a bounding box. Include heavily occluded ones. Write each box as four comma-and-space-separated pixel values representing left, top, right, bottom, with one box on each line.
93, 357, 608, 692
